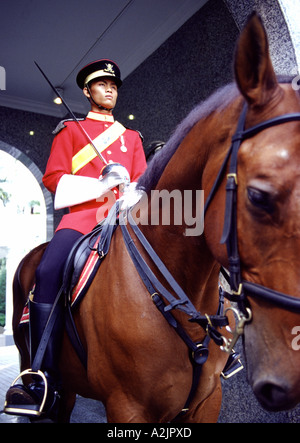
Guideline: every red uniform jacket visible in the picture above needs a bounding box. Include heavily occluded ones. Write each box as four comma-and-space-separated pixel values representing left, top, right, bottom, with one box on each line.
43, 111, 147, 234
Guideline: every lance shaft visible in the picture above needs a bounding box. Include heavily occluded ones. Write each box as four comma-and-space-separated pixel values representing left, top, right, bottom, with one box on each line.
34, 61, 108, 166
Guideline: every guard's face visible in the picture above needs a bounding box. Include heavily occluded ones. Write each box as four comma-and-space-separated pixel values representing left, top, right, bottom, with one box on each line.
84, 77, 118, 110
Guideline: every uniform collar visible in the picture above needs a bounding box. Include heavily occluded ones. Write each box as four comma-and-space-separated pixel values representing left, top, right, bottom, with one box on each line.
86, 111, 114, 123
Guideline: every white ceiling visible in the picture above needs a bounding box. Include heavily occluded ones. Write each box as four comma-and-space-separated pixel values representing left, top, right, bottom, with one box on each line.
0, 0, 208, 117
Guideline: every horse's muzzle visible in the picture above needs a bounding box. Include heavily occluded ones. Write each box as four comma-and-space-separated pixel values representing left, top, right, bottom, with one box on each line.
253, 378, 298, 412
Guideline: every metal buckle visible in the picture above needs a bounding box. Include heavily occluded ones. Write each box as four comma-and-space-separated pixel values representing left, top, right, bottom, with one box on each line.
221, 349, 244, 379
227, 173, 238, 185
205, 313, 213, 335
4, 369, 48, 417
220, 307, 252, 354
221, 361, 244, 379
232, 283, 243, 296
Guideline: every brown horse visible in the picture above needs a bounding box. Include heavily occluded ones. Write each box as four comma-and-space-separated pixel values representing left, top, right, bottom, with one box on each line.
10, 13, 300, 422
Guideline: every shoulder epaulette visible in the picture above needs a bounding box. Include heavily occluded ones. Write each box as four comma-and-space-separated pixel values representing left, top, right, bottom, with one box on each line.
52, 118, 85, 135
124, 125, 144, 142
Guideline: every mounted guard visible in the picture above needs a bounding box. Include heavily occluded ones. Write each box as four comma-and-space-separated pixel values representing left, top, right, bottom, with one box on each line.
3, 14, 300, 423
4, 59, 147, 419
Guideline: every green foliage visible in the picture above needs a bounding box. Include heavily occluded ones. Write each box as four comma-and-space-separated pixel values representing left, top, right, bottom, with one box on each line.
0, 187, 10, 207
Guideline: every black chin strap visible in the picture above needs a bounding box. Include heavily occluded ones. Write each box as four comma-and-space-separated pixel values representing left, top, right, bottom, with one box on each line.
86, 84, 115, 112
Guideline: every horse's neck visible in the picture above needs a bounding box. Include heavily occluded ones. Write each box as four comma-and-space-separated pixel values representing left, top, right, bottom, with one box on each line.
137, 100, 242, 308
139, 220, 217, 311
137, 143, 217, 308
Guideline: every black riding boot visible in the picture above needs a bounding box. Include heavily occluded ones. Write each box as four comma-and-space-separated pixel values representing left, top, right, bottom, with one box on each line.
4, 299, 64, 421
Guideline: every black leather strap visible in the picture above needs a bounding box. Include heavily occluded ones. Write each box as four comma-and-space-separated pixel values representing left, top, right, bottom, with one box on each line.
243, 281, 300, 313
220, 104, 247, 296
31, 289, 64, 372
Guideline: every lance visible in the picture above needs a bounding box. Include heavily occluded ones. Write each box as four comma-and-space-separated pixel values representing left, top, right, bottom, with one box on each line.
34, 61, 108, 167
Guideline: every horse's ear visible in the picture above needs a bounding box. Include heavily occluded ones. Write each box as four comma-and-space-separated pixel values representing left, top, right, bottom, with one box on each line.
234, 12, 278, 106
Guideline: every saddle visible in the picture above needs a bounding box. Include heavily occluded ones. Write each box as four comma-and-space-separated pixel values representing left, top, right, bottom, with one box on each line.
62, 202, 119, 308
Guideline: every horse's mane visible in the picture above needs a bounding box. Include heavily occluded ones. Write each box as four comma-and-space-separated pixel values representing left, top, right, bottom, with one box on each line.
138, 83, 239, 192
138, 75, 297, 193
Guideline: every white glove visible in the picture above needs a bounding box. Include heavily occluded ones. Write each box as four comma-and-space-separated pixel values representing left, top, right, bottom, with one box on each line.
54, 165, 130, 210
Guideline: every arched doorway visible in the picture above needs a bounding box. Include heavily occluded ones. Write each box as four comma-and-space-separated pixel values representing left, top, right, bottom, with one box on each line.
0, 143, 53, 344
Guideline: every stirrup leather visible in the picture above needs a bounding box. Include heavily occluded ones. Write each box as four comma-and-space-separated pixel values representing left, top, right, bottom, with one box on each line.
4, 369, 48, 417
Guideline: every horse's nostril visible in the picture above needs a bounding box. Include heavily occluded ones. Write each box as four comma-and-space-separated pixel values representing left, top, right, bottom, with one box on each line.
254, 380, 290, 411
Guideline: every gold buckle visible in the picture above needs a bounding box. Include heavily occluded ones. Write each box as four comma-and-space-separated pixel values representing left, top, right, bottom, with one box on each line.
227, 173, 238, 185
221, 350, 244, 380
221, 361, 244, 379
232, 283, 243, 296
150, 292, 159, 300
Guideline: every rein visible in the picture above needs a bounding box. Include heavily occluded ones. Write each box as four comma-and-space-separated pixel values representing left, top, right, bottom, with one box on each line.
120, 210, 228, 340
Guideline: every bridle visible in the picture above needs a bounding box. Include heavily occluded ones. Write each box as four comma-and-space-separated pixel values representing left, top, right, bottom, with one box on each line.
121, 102, 300, 347
204, 103, 300, 350
119, 101, 300, 415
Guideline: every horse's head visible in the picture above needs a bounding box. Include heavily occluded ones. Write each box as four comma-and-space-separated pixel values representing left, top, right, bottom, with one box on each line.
232, 13, 300, 411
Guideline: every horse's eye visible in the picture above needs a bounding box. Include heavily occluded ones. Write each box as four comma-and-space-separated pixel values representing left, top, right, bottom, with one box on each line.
247, 187, 274, 214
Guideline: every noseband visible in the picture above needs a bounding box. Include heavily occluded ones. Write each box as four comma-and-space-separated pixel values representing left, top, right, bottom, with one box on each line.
205, 104, 300, 322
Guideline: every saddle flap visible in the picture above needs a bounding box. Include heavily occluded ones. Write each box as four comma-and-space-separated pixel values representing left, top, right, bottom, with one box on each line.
63, 202, 119, 308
